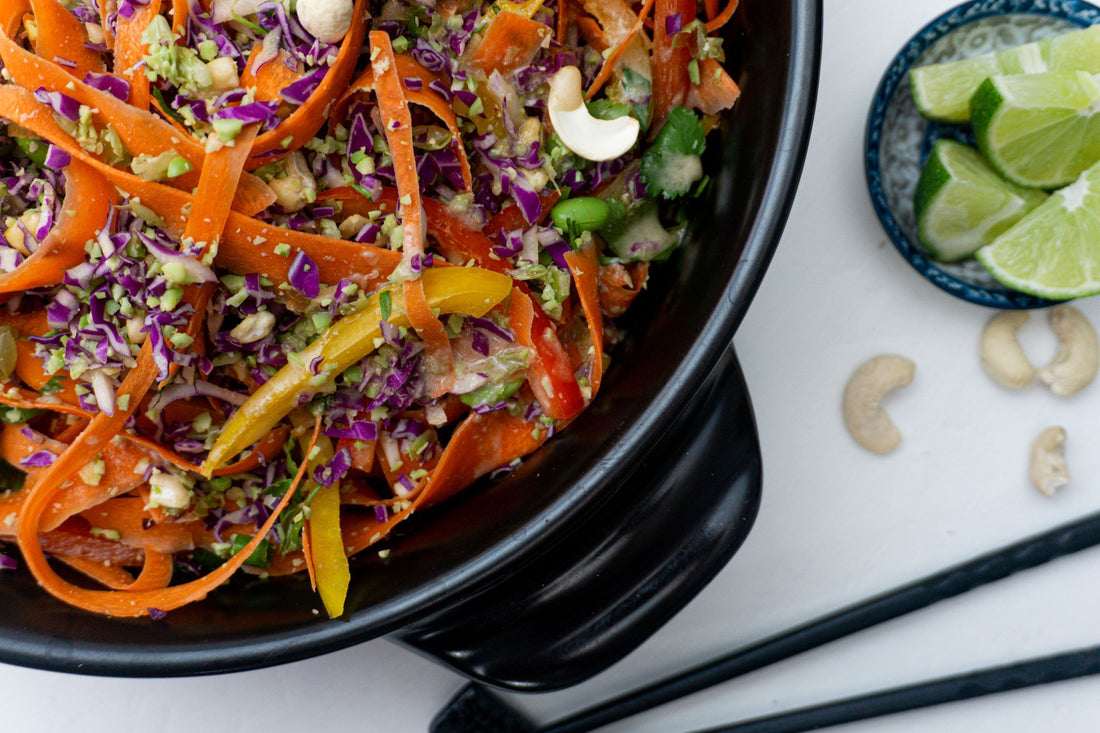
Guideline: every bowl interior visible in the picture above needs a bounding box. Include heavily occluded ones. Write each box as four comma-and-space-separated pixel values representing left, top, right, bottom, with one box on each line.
865, 1, 1100, 309
0, 0, 817, 675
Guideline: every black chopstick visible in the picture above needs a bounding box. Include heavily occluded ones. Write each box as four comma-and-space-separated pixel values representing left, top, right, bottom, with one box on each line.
696, 642, 1100, 733
432, 508, 1100, 733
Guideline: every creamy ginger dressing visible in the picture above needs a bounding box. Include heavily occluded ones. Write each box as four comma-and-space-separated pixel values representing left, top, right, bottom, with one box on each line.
661, 152, 704, 195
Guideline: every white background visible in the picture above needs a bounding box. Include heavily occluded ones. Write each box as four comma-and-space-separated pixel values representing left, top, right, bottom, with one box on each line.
9, 0, 1100, 730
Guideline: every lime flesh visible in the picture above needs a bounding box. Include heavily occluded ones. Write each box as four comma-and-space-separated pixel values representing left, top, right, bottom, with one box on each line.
915, 139, 1047, 262
910, 25, 1100, 124
972, 71, 1100, 189
977, 158, 1100, 299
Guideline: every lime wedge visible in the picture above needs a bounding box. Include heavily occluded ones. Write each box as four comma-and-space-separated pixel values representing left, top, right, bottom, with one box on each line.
915, 139, 1047, 262
976, 159, 1100, 298
910, 25, 1100, 123
972, 71, 1100, 189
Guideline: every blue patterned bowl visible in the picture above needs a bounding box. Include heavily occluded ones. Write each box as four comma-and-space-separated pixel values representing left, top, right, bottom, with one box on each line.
865, 0, 1100, 309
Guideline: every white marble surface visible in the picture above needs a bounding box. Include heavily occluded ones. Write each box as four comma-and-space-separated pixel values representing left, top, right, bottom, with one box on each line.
9, 0, 1100, 730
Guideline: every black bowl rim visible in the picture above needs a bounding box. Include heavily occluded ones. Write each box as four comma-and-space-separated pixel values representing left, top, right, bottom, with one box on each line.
862, 0, 1100, 310
0, 0, 822, 677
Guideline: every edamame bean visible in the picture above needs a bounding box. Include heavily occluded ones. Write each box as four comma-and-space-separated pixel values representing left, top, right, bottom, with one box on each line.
551, 197, 611, 234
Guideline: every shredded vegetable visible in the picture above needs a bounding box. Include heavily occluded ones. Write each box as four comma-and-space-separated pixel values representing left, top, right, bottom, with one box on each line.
0, 0, 740, 616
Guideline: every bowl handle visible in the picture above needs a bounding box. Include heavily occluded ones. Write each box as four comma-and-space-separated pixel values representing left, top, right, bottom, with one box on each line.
393, 345, 762, 692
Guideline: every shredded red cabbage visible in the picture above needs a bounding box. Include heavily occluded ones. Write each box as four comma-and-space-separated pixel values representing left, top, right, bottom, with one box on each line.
33, 87, 80, 122
280, 65, 329, 106
470, 330, 490, 356
467, 316, 515, 342
313, 447, 351, 487
20, 450, 57, 468
212, 100, 281, 130
323, 420, 379, 441
83, 71, 132, 102
287, 249, 320, 298
43, 144, 72, 170
396, 473, 416, 494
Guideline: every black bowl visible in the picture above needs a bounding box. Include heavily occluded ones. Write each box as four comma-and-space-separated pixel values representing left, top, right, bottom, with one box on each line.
0, 0, 821, 689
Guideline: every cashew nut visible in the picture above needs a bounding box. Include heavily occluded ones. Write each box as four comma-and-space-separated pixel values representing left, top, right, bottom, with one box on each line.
979, 311, 1035, 389
148, 469, 193, 510
230, 310, 276, 344
547, 66, 640, 162
295, 0, 353, 44
205, 57, 240, 92
338, 213, 371, 239
1029, 426, 1068, 498
84, 22, 105, 46
268, 151, 317, 213
1037, 305, 1098, 396
517, 117, 542, 149
842, 354, 915, 455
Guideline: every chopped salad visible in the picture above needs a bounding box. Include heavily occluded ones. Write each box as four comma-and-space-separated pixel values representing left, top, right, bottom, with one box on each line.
0, 0, 740, 617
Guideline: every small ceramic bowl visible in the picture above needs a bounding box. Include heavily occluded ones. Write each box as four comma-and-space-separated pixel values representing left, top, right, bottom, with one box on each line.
865, 0, 1100, 309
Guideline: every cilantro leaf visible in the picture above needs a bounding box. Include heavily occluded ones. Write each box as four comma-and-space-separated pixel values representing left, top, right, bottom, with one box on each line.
586, 99, 633, 121
640, 107, 707, 199
653, 107, 706, 157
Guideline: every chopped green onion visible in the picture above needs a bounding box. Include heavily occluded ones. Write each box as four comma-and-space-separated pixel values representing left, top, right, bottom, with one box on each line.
166, 156, 193, 178
211, 118, 243, 143
379, 290, 392, 321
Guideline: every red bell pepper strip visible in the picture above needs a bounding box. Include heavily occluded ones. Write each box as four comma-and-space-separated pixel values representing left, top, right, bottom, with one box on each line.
509, 289, 585, 420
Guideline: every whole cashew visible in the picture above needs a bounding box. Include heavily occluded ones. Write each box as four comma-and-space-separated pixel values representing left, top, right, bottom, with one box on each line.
1029, 426, 1068, 498
296, 0, 353, 44
842, 354, 915, 455
979, 311, 1035, 389
1038, 305, 1099, 396
547, 66, 640, 162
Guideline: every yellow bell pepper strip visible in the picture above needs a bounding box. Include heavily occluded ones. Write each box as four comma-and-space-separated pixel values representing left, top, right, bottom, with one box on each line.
307, 482, 350, 617
200, 267, 513, 475
289, 411, 350, 617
